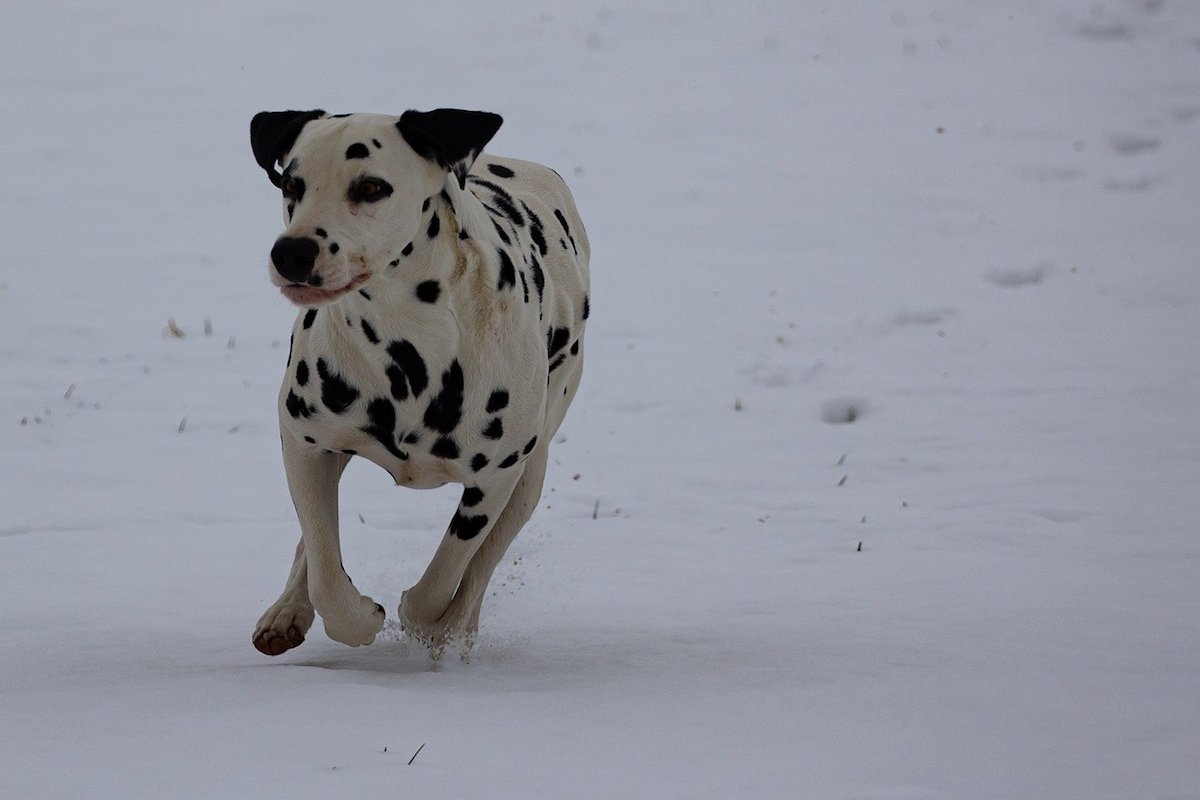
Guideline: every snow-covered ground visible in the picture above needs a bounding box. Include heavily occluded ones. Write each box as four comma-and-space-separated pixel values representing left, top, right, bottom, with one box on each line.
2, 1, 1198, 797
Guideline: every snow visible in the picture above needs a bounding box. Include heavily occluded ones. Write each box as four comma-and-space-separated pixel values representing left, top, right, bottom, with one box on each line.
2, 1, 1199, 797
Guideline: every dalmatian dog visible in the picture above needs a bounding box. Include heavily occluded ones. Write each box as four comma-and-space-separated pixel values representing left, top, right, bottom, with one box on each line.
247, 108, 589, 655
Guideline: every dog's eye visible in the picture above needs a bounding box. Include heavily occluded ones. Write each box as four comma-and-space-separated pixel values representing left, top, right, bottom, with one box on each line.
281, 177, 299, 199
350, 177, 393, 204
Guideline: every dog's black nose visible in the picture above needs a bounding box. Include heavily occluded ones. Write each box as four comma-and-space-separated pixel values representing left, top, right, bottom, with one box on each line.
271, 237, 319, 283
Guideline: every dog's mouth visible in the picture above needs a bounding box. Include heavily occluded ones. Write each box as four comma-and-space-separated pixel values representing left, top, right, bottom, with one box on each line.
281, 273, 370, 307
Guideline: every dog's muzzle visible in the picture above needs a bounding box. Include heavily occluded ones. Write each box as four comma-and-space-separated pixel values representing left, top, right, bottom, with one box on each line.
271, 236, 320, 284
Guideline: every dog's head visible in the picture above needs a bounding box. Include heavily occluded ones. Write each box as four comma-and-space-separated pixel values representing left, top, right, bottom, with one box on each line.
250, 109, 502, 307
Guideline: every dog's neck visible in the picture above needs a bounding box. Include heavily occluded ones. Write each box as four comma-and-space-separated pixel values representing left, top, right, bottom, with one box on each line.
308, 177, 495, 353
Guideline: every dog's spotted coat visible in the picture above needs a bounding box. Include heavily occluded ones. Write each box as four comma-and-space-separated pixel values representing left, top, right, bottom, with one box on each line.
248, 109, 589, 655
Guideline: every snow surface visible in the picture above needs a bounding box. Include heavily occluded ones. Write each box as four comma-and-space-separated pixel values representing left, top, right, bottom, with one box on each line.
2, 1, 1199, 798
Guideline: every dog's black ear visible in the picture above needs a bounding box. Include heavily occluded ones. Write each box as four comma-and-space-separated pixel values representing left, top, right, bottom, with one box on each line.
397, 109, 503, 189
250, 110, 326, 187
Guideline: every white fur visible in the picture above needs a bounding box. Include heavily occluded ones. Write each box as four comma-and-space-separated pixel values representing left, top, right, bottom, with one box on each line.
251, 113, 589, 656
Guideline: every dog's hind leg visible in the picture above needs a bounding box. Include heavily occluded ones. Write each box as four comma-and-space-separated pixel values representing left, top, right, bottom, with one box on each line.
283, 439, 385, 647
252, 536, 315, 655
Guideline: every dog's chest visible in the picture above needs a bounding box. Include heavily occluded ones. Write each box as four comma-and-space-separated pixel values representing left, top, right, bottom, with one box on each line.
280, 300, 540, 487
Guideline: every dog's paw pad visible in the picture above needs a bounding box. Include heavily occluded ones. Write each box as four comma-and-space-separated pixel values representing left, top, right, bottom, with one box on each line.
252, 603, 314, 656
252, 623, 306, 656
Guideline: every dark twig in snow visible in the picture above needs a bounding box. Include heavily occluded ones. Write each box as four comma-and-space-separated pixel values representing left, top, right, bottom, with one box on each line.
408, 743, 426, 765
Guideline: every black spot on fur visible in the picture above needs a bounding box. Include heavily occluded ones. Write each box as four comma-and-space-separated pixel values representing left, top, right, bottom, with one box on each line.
554, 208, 578, 254
494, 192, 525, 228
422, 197, 431, 212
316, 359, 359, 414
471, 453, 489, 472
583, 295, 590, 320
486, 390, 509, 413
295, 359, 309, 387
498, 452, 519, 469
449, 510, 489, 541
361, 319, 380, 345
384, 366, 408, 401
523, 436, 538, 455
519, 270, 530, 303
423, 360, 464, 434
427, 212, 440, 239
430, 437, 460, 459
302, 309, 318, 329
497, 250, 517, 290
345, 142, 370, 160
416, 280, 440, 303
284, 393, 304, 419
389, 259, 400, 268
403, 432, 421, 445
372, 138, 382, 149
385, 340, 428, 400
491, 218, 512, 245
341, 449, 357, 455
459, 229, 470, 240
329, 242, 339, 255
461, 487, 485, 507
547, 327, 571, 357
285, 390, 313, 419
570, 340, 579, 356
287, 203, 294, 220
487, 163, 515, 178
287, 334, 294, 367
527, 208, 548, 256
361, 398, 408, 461
358, 289, 372, 301
314, 228, 328, 238
530, 259, 545, 302
401, 242, 414, 257
482, 418, 503, 440
548, 354, 566, 373
470, 178, 524, 227
304, 436, 316, 444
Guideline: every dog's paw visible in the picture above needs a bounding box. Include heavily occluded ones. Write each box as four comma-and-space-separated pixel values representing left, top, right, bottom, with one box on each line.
321, 595, 387, 647
398, 590, 477, 659
252, 603, 315, 656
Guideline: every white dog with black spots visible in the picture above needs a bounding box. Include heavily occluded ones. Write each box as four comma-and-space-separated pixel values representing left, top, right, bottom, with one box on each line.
248, 108, 589, 655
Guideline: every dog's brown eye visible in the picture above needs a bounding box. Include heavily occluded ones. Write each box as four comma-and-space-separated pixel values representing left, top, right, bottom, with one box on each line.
350, 177, 393, 204
281, 177, 298, 198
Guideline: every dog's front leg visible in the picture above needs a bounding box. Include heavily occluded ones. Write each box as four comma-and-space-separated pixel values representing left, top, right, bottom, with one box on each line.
399, 469, 523, 649
283, 435, 385, 647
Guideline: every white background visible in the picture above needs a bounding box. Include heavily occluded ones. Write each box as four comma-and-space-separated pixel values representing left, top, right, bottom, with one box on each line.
2, 2, 1198, 797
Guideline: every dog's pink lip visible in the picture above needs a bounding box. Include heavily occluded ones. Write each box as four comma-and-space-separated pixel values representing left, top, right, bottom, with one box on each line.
281, 273, 370, 306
